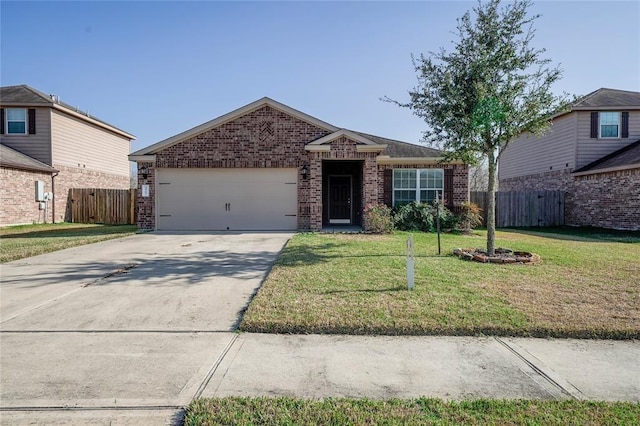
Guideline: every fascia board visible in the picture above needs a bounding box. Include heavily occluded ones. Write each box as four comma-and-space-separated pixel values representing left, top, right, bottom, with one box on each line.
304, 145, 331, 152
376, 156, 464, 165
356, 144, 387, 152
128, 154, 156, 162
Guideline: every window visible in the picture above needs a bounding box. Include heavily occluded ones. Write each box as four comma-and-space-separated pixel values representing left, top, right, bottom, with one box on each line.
5, 108, 27, 134
599, 112, 620, 138
393, 169, 443, 206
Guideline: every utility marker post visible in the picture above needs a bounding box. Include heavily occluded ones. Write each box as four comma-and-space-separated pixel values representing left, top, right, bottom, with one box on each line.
436, 191, 442, 255
407, 234, 415, 290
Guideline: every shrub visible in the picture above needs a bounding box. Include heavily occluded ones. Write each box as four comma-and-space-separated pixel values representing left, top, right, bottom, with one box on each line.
393, 201, 457, 232
457, 201, 483, 232
363, 203, 394, 233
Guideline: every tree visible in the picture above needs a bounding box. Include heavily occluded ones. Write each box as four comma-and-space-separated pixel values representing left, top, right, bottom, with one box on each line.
387, 0, 568, 255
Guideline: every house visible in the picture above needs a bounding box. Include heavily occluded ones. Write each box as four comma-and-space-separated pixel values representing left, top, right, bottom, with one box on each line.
499, 88, 640, 230
0, 85, 135, 225
129, 97, 469, 231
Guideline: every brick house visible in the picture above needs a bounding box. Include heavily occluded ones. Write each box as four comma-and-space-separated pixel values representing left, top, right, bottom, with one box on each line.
499, 88, 640, 230
129, 97, 469, 231
0, 85, 135, 225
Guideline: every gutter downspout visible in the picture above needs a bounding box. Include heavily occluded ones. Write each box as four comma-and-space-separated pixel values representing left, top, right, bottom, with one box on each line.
51, 172, 59, 224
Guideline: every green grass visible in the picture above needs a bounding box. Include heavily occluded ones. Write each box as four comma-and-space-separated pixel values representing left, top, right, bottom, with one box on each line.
0, 223, 138, 263
240, 229, 640, 339
185, 397, 640, 425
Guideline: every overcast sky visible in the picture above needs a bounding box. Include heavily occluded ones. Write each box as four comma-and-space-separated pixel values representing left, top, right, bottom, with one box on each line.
2, 1, 639, 153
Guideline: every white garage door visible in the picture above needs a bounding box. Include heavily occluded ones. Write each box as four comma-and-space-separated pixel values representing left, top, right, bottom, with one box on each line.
156, 168, 298, 231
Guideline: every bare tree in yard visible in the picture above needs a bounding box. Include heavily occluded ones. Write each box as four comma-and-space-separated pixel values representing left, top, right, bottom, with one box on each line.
469, 159, 489, 191
386, 0, 568, 255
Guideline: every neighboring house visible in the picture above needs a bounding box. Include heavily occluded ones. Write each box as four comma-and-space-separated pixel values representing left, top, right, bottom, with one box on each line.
499, 88, 640, 230
129, 97, 469, 231
0, 85, 135, 225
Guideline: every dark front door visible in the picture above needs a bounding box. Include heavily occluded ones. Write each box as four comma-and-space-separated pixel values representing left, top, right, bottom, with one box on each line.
328, 175, 352, 224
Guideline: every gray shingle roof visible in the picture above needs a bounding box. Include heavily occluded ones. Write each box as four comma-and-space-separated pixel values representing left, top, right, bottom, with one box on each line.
0, 85, 52, 104
351, 131, 443, 157
573, 88, 640, 109
0, 143, 58, 173
573, 139, 640, 174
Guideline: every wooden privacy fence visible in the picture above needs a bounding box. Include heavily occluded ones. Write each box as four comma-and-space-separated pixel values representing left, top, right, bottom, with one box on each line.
70, 188, 136, 225
470, 191, 565, 227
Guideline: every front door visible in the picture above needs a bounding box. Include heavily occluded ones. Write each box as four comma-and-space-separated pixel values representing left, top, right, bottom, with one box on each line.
328, 175, 352, 224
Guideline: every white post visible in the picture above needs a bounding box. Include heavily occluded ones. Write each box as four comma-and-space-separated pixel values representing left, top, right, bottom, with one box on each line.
407, 234, 415, 290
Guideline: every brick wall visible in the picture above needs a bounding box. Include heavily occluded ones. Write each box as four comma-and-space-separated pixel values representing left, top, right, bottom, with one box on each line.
307, 136, 379, 230
571, 169, 640, 230
53, 164, 130, 222
499, 168, 640, 230
140, 106, 470, 231
376, 163, 469, 208
136, 162, 155, 230
0, 167, 54, 225
140, 105, 330, 230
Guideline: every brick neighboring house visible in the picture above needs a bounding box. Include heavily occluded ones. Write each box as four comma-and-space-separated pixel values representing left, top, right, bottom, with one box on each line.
0, 85, 135, 225
499, 88, 640, 230
129, 97, 469, 231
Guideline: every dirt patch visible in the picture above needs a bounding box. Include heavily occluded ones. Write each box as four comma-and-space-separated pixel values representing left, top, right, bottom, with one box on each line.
453, 248, 541, 265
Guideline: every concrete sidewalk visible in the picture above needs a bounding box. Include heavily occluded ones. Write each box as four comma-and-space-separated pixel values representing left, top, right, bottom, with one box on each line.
2, 333, 638, 424
204, 333, 640, 403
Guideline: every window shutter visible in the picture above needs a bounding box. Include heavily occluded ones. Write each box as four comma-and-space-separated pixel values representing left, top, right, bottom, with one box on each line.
590, 112, 598, 138
444, 168, 454, 209
383, 169, 393, 207
621, 112, 629, 138
28, 109, 36, 134
0, 108, 4, 134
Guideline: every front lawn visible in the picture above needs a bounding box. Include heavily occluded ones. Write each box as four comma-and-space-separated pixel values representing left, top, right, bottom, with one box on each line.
0, 223, 137, 263
240, 229, 640, 339
185, 397, 640, 425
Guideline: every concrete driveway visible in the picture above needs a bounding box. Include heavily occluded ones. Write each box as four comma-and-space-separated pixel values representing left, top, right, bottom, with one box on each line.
0, 232, 292, 424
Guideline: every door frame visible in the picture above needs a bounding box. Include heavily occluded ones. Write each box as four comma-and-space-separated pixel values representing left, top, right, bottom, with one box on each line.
327, 174, 353, 225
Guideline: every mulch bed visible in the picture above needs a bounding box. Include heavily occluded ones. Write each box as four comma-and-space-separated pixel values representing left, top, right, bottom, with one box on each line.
453, 247, 541, 265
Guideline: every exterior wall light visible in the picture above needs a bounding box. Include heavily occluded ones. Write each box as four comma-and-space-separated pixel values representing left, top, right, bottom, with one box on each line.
140, 165, 149, 180
301, 164, 309, 179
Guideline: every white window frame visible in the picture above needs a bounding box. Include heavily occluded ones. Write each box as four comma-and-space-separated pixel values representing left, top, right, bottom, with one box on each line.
5, 108, 28, 135
599, 111, 620, 139
392, 168, 444, 207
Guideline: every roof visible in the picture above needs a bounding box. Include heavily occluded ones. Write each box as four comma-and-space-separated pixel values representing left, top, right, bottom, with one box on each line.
130, 97, 444, 160
0, 85, 136, 140
572, 88, 640, 109
0, 143, 58, 173
352, 131, 442, 158
572, 139, 640, 176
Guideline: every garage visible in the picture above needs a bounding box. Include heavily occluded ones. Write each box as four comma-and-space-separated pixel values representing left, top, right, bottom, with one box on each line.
156, 168, 297, 231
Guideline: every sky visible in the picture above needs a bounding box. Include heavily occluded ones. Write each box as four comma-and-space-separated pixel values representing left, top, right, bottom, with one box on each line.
2, 1, 639, 154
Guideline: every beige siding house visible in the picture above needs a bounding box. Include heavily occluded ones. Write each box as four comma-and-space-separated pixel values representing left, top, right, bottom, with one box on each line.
0, 85, 135, 225
499, 88, 640, 230
130, 97, 469, 232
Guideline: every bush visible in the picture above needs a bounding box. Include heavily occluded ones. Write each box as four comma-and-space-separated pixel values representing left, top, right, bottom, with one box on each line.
393, 201, 458, 232
363, 203, 394, 233
457, 201, 483, 232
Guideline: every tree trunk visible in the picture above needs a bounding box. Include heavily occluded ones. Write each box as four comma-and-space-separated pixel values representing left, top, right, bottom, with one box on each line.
486, 150, 497, 255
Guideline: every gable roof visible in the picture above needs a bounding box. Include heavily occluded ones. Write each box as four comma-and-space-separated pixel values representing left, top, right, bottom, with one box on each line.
0, 143, 58, 173
572, 139, 640, 176
570, 88, 640, 111
0, 85, 136, 140
130, 97, 446, 161
131, 97, 339, 156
